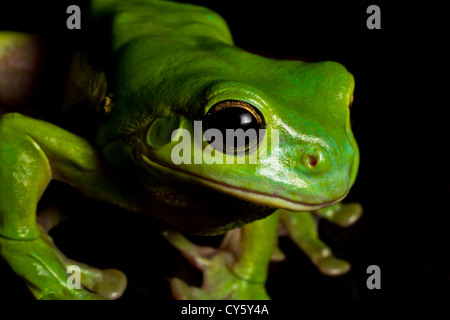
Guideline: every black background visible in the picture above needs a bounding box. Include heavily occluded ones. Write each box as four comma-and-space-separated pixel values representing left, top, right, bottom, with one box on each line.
0, 0, 448, 304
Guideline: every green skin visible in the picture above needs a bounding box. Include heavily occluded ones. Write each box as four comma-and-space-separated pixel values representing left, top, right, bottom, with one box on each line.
0, 0, 361, 299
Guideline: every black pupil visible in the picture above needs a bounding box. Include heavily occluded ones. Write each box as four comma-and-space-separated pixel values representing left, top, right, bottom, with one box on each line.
213, 107, 258, 131
205, 107, 261, 149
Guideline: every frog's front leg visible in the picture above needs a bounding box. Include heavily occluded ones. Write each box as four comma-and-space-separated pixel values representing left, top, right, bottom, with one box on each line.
279, 202, 362, 276
163, 212, 279, 300
0, 113, 134, 299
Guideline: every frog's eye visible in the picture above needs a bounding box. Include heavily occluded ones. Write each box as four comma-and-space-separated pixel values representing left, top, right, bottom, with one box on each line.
203, 100, 266, 155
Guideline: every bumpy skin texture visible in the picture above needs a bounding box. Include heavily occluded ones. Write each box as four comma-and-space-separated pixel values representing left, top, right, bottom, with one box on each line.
0, 0, 361, 299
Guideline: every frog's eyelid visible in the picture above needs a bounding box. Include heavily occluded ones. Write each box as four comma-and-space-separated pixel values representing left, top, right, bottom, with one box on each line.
203, 82, 269, 113
205, 99, 265, 129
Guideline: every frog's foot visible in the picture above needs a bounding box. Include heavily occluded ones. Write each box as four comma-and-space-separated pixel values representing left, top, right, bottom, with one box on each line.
315, 202, 362, 228
162, 229, 270, 300
279, 206, 360, 277
0, 112, 136, 299
0, 228, 127, 300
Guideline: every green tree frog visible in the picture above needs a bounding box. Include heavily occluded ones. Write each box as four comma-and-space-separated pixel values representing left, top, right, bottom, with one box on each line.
0, 0, 361, 299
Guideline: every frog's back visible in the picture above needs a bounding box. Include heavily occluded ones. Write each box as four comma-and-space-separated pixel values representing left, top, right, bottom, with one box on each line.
0, 31, 107, 141
0, 32, 48, 117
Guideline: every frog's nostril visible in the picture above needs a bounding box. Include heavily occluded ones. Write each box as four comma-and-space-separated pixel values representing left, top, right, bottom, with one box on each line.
305, 154, 318, 168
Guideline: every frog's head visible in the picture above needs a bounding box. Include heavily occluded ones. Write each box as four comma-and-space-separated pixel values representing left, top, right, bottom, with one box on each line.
97, 41, 359, 231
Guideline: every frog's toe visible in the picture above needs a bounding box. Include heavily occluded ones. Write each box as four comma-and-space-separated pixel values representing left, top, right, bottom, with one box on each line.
36, 205, 67, 233
170, 277, 193, 300
170, 277, 212, 300
315, 255, 350, 276
92, 268, 127, 299
72, 262, 127, 300
39, 291, 106, 300
292, 235, 351, 276
39, 294, 67, 300
316, 202, 363, 227
270, 244, 286, 262
161, 229, 218, 271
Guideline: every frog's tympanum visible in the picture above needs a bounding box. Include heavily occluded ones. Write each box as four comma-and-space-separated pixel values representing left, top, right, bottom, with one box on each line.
0, 0, 361, 299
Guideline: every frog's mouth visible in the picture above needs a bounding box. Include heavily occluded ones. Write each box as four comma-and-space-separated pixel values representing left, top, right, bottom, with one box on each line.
141, 154, 347, 212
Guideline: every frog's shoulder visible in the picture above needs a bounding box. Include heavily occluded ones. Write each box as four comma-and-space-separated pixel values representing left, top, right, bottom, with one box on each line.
58, 49, 109, 141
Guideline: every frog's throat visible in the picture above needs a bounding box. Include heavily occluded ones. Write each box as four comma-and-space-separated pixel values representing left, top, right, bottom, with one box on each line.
141, 155, 347, 212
